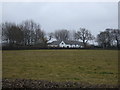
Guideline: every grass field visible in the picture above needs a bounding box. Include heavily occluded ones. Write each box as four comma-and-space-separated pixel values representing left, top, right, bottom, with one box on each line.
2, 49, 118, 85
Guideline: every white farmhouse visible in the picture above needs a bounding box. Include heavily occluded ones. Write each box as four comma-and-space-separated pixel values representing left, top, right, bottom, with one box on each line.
48, 40, 84, 48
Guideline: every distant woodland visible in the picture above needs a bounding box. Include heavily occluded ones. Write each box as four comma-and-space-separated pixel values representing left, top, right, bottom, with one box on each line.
1, 20, 120, 49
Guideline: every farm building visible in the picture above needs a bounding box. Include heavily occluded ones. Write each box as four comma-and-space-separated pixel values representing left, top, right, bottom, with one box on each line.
48, 40, 84, 48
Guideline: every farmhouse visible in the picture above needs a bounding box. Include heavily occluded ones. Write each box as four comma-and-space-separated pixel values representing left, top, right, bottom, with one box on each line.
48, 40, 84, 48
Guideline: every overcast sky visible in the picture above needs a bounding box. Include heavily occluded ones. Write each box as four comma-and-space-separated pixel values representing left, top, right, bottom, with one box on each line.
2, 2, 118, 36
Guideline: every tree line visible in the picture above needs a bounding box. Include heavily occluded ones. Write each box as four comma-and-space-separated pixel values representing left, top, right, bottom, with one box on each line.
1, 20, 120, 49
2, 20, 47, 48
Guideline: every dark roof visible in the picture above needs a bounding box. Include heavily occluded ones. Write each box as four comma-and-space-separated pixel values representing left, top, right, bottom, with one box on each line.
64, 40, 83, 45
48, 41, 61, 45
49, 40, 83, 45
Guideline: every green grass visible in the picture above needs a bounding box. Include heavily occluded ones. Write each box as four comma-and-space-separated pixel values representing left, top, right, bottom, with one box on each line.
2, 50, 118, 85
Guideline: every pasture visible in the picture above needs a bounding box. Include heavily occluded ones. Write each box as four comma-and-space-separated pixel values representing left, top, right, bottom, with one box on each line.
2, 50, 118, 85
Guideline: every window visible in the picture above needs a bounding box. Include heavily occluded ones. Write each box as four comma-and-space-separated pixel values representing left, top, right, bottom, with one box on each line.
67, 46, 69, 48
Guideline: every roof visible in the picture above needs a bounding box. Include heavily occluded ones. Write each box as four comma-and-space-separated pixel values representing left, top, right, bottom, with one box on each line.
48, 41, 61, 45
63, 40, 83, 45
49, 40, 83, 45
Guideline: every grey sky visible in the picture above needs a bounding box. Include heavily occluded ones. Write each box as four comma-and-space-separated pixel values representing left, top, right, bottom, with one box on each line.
2, 2, 118, 36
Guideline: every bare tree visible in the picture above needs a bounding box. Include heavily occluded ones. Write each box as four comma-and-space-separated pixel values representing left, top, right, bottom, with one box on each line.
2, 22, 24, 46
2, 20, 48, 48
54, 29, 69, 41
20, 20, 47, 46
96, 29, 113, 48
2, 22, 11, 44
75, 28, 94, 47
20, 20, 36, 45
34, 25, 44, 44
10, 25, 24, 45
111, 29, 120, 48
97, 32, 107, 48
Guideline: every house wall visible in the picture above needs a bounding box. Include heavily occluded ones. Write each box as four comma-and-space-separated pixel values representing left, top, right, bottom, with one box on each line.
59, 41, 81, 48
59, 41, 67, 47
